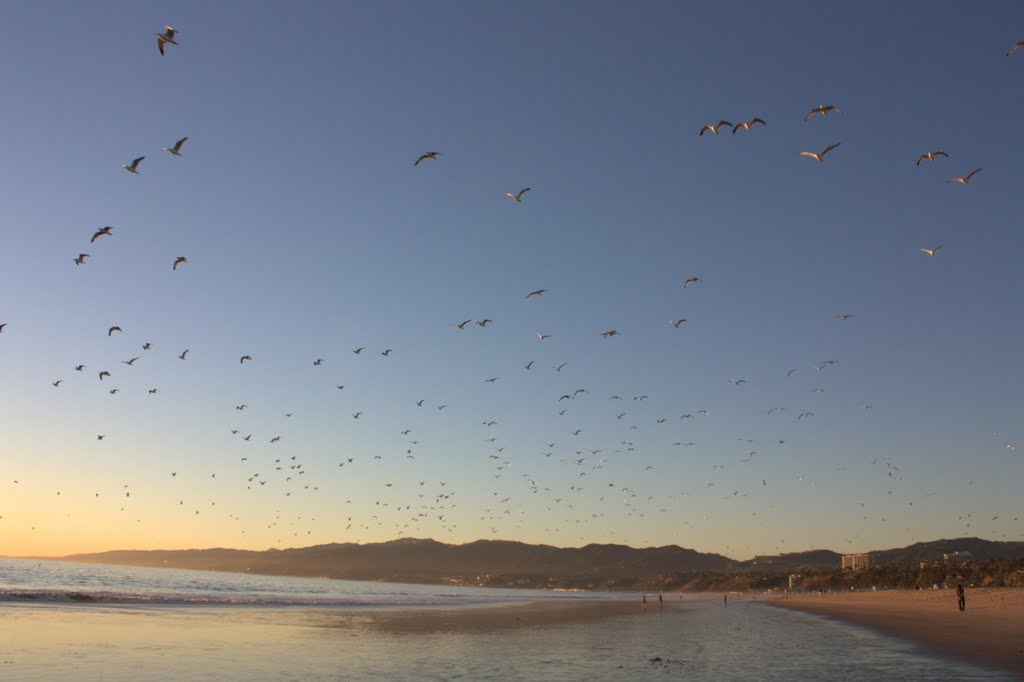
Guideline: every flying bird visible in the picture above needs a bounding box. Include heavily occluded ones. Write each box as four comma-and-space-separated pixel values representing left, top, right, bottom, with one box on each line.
98, 371, 111, 380
800, 143, 841, 162
121, 357, 139, 366
536, 332, 551, 341
916, 150, 948, 166
600, 330, 619, 338
732, 118, 766, 134
946, 168, 981, 185
91, 226, 113, 242
173, 256, 188, 270
122, 157, 145, 174
74, 253, 90, 265
526, 289, 547, 299
179, 349, 189, 360
919, 244, 944, 257
414, 152, 440, 166
451, 320, 472, 330
240, 355, 252, 364
108, 326, 122, 336
804, 104, 843, 122
157, 26, 179, 55
833, 314, 855, 320
506, 187, 531, 203
1007, 40, 1024, 56
162, 137, 188, 156
683, 277, 701, 288
699, 121, 732, 136
668, 319, 687, 328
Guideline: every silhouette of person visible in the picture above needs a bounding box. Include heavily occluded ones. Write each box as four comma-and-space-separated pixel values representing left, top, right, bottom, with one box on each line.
723, 593, 728, 607
658, 594, 663, 610
956, 584, 965, 611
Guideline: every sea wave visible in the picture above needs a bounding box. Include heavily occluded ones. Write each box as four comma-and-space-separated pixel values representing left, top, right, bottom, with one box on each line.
0, 588, 514, 607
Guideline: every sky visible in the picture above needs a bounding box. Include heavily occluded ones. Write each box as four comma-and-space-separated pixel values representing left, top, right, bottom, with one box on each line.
1, 1, 1021, 560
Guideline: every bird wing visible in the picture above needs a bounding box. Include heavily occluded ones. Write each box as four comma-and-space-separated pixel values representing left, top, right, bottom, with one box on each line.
158, 37, 165, 54
821, 143, 841, 157
803, 109, 818, 122
916, 154, 927, 166
752, 118, 766, 126
1007, 40, 1024, 56
517, 187, 531, 199
173, 137, 187, 152
965, 168, 982, 181
799, 152, 818, 159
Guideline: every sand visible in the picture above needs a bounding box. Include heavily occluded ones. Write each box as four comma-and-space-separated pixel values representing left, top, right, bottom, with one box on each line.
771, 588, 1024, 677
354, 598, 662, 634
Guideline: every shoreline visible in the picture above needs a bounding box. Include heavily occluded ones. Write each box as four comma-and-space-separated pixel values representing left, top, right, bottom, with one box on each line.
769, 588, 1024, 677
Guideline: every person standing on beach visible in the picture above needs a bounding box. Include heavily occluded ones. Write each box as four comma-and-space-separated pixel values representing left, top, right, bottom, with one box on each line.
956, 584, 966, 611
658, 594, 663, 610
723, 594, 728, 607
642, 594, 647, 612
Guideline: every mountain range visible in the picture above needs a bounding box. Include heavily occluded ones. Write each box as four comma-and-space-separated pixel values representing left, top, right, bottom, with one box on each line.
51, 537, 1024, 589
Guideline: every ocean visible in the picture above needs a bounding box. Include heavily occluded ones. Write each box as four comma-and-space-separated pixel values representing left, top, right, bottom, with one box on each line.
0, 558, 1014, 680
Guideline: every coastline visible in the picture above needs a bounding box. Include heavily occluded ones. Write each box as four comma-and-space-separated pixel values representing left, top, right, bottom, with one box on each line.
769, 588, 1024, 677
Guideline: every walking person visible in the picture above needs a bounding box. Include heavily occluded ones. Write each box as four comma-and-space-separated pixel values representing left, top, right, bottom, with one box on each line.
956, 583, 966, 611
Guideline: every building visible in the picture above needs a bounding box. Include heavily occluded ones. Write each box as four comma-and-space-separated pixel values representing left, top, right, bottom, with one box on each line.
841, 553, 870, 572
943, 551, 974, 564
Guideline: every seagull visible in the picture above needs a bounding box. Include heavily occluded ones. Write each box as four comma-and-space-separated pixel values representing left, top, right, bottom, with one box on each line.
142, 342, 152, 350
668, 319, 687, 328
916, 150, 948, 166
380, 349, 392, 356
108, 326, 122, 336
946, 168, 981, 185
74, 253, 90, 265
414, 152, 440, 166
451, 319, 472, 329
683, 277, 701, 288
173, 256, 188, 270
157, 26, 179, 55
804, 104, 843, 122
240, 355, 252, 364
75, 365, 85, 371
506, 187, 531, 203
536, 332, 551, 341
526, 289, 547, 299
699, 121, 732, 136
475, 319, 493, 327
98, 371, 111, 380
524, 361, 534, 370
800, 143, 841, 162
313, 358, 324, 366
352, 412, 362, 419
1007, 40, 1024, 56
728, 377, 747, 385
52, 380, 62, 387
162, 137, 188, 156
554, 362, 567, 372
121, 357, 139, 366
919, 244, 944, 257
91, 226, 113, 242
833, 314, 855, 320
732, 118, 766, 134
179, 349, 189, 360
600, 329, 619, 338
352, 347, 365, 354
0, 323, 5, 333
122, 157, 145, 174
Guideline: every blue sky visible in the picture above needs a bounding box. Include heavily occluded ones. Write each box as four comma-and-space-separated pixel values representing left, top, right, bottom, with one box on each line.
1, 1, 1021, 558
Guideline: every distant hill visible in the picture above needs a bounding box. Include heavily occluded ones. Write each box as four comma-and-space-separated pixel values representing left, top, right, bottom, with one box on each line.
60, 536, 1024, 589
64, 538, 732, 587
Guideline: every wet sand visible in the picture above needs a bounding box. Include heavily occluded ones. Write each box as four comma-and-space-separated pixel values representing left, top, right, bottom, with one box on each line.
771, 588, 1024, 677
358, 598, 665, 634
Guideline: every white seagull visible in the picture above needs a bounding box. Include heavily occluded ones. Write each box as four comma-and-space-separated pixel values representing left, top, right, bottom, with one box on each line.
800, 143, 841, 163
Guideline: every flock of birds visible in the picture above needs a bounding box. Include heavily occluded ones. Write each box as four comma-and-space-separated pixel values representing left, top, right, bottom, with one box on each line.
1, 23, 1021, 557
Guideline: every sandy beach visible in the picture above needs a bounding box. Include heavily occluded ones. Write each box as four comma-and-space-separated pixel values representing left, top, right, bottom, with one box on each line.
771, 588, 1024, 677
